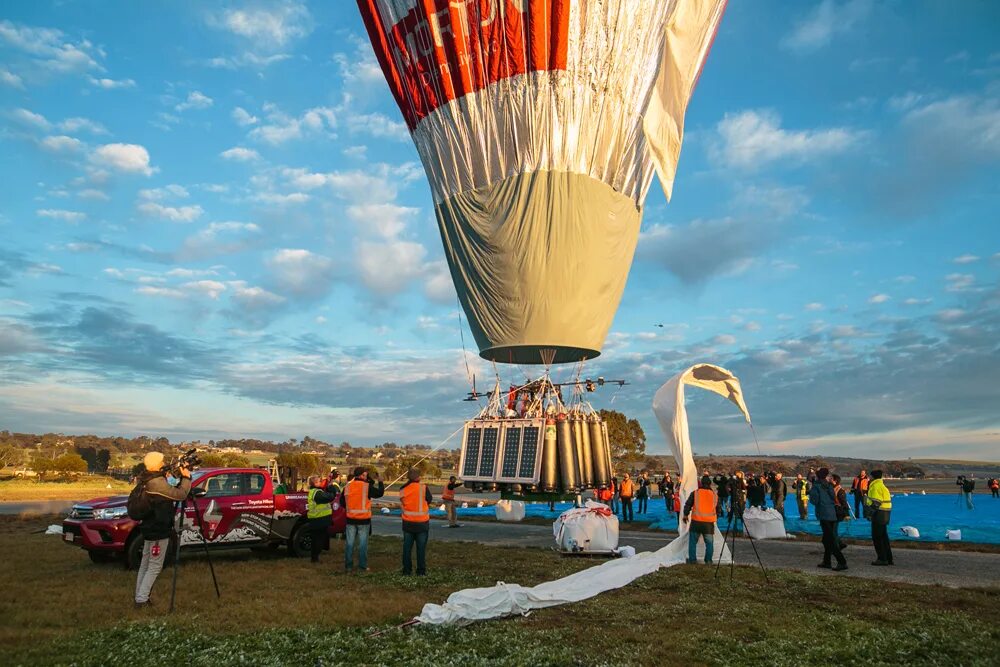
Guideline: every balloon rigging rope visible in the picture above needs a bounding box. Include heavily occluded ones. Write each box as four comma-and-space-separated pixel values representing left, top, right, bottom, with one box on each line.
383, 423, 466, 490
456, 296, 476, 397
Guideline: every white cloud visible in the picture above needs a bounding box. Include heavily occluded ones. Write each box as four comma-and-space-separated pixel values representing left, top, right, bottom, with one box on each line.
220, 147, 261, 162
204, 52, 291, 70
232, 107, 258, 126
210, 3, 312, 48
342, 145, 367, 159
77, 188, 109, 201
249, 104, 336, 145
229, 281, 286, 309
903, 297, 932, 306
253, 192, 309, 205
178, 222, 260, 260
953, 254, 980, 264
182, 280, 227, 299
357, 240, 427, 295
868, 293, 890, 304
944, 273, 974, 292
346, 203, 419, 239
345, 112, 408, 141
135, 286, 185, 299
0, 19, 102, 74
89, 76, 136, 89
137, 202, 204, 223
0, 67, 23, 88
894, 275, 916, 283
712, 109, 861, 169
711, 334, 737, 346
423, 260, 456, 304
887, 92, 925, 113
175, 91, 213, 112
266, 249, 334, 296
782, 0, 872, 53
9, 107, 50, 130
333, 43, 384, 85
37, 209, 85, 223
138, 184, 189, 200
90, 143, 154, 176
58, 117, 108, 135
40, 135, 83, 153
804, 302, 824, 311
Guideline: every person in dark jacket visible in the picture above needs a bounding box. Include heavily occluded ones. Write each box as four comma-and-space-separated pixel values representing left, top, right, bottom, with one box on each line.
399, 468, 434, 575
958, 476, 976, 509
727, 472, 748, 520
306, 475, 339, 563
134, 451, 192, 608
662, 473, 675, 513
636, 472, 650, 514
747, 475, 767, 509
712, 472, 730, 517
809, 468, 847, 571
769, 473, 788, 516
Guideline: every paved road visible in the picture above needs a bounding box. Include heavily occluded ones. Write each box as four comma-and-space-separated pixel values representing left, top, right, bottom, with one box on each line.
370, 516, 1000, 590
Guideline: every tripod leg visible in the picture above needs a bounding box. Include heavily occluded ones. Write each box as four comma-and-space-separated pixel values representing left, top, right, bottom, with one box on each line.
169, 500, 184, 613
743, 525, 770, 583
189, 496, 221, 598
714, 515, 734, 581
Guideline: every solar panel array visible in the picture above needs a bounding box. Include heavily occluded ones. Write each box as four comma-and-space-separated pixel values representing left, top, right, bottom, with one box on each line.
459, 418, 544, 484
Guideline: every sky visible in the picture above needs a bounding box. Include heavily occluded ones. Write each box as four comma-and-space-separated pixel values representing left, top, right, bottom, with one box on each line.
1, 0, 998, 460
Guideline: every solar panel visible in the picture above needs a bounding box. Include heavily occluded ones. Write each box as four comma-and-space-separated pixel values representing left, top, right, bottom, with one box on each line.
518, 426, 540, 478
478, 427, 499, 477
501, 427, 522, 477
462, 427, 481, 477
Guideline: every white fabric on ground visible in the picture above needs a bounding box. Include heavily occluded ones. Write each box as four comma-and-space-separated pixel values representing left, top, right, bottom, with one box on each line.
45, 524, 63, 535
414, 363, 747, 626
947, 529, 962, 540
742, 507, 788, 539
553, 501, 619, 552
900, 526, 920, 538
495, 499, 526, 523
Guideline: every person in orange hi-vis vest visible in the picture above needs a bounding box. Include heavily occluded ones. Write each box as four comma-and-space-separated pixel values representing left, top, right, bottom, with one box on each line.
683, 475, 718, 564
619, 473, 635, 522
442, 475, 464, 528
400, 468, 434, 576
339, 466, 384, 573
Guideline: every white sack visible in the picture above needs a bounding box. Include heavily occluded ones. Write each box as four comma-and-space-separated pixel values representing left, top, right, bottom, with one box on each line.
495, 500, 526, 523
45, 524, 63, 535
415, 363, 747, 626
900, 526, 920, 538
742, 507, 788, 539
615, 545, 637, 558
553, 502, 619, 552
946, 529, 962, 541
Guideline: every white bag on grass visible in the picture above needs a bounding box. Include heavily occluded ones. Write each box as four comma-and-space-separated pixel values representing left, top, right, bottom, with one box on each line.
553, 501, 619, 552
495, 499, 526, 522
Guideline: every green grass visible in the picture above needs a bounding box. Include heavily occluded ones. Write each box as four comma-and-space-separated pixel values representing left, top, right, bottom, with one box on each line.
0, 476, 132, 501
1, 515, 997, 666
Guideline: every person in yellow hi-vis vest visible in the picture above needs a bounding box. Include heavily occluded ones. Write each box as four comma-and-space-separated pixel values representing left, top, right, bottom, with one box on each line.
399, 468, 434, 576
306, 475, 337, 564
865, 470, 894, 566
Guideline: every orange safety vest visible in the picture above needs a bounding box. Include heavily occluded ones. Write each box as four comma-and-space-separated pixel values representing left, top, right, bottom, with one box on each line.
345, 479, 371, 520
401, 482, 429, 523
620, 480, 634, 498
691, 488, 717, 523
442, 485, 455, 501
991, 479, 998, 490
673, 494, 681, 512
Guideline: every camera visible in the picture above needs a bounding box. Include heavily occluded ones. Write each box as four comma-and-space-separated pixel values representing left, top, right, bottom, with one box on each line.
164, 448, 202, 477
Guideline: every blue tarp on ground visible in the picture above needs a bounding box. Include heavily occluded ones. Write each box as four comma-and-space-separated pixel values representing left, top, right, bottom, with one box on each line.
410, 493, 1000, 544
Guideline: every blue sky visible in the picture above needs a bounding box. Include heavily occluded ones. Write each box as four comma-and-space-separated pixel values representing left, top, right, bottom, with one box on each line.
1, 0, 998, 460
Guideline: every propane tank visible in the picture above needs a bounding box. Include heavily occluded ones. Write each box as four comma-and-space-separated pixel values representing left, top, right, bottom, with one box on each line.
601, 420, 613, 480
589, 416, 609, 487
571, 415, 586, 486
579, 414, 594, 488
556, 413, 577, 493
541, 416, 559, 492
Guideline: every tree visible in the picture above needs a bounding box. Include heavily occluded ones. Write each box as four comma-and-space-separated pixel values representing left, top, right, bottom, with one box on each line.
33, 453, 88, 480
384, 455, 441, 482
95, 449, 111, 473
0, 444, 23, 469
599, 409, 646, 470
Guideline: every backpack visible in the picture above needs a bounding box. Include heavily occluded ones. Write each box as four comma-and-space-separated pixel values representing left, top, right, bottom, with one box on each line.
833, 488, 848, 521
127, 478, 154, 520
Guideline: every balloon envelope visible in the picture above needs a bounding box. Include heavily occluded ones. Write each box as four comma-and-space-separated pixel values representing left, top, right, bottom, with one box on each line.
357, 0, 726, 363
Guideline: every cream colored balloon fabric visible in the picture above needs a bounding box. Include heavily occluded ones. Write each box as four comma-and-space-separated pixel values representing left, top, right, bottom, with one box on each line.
359, 1, 726, 362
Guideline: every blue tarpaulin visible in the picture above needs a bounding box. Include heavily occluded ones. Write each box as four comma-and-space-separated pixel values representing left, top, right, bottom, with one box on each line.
410, 492, 1000, 544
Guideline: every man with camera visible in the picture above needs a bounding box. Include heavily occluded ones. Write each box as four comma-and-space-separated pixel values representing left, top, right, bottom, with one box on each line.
768, 472, 787, 517
133, 451, 192, 609
957, 475, 976, 509
340, 466, 385, 573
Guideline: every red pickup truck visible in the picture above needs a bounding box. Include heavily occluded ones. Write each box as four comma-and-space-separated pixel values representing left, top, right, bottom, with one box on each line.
62, 467, 346, 568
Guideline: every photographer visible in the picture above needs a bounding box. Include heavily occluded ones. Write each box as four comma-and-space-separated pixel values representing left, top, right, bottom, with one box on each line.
133, 451, 192, 609
769, 472, 787, 517
712, 472, 730, 517
747, 475, 767, 509
727, 471, 747, 519
340, 466, 385, 573
958, 475, 975, 509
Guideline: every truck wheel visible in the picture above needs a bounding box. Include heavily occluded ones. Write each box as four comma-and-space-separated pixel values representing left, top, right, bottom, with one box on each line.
88, 550, 113, 564
290, 524, 313, 557
125, 534, 144, 570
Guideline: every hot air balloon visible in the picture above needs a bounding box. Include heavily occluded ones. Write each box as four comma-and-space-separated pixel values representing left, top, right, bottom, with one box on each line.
357, 0, 727, 365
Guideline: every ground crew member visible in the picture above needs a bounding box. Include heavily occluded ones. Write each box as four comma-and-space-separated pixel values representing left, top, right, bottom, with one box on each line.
399, 468, 433, 576
792, 473, 810, 520
770, 472, 788, 516
609, 476, 620, 514
133, 451, 192, 608
990, 477, 999, 498
851, 469, 870, 519
340, 467, 384, 573
683, 475, 717, 564
306, 475, 337, 563
809, 468, 848, 571
442, 475, 463, 528
865, 470, 893, 566
619, 473, 635, 522
326, 468, 342, 496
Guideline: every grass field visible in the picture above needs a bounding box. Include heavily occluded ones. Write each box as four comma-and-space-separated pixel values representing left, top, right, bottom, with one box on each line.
1, 515, 998, 666
0, 477, 132, 501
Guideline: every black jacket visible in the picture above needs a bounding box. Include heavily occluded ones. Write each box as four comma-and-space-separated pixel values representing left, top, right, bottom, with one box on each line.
770, 479, 787, 501
712, 474, 730, 498
138, 471, 192, 541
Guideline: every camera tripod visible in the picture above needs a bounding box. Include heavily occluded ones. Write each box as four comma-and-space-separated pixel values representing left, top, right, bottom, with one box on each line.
713, 501, 769, 583
168, 492, 221, 613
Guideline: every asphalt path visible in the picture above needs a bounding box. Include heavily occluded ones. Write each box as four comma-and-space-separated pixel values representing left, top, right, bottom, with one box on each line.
370, 516, 1000, 590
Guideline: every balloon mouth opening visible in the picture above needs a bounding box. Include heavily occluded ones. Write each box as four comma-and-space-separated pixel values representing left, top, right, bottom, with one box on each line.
479, 345, 601, 365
